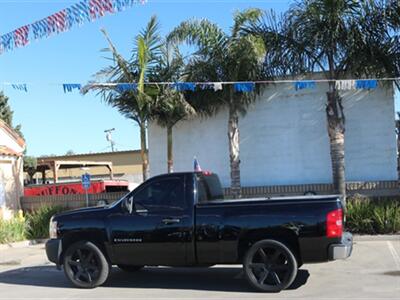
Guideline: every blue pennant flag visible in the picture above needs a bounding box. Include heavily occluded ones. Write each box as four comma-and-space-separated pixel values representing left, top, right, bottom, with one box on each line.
63, 84, 82, 93
1, 33, 14, 52
74, 0, 91, 24
65, 7, 77, 29
355, 80, 378, 90
32, 20, 48, 40
116, 83, 137, 93
113, 0, 132, 12
294, 81, 316, 91
234, 82, 255, 93
11, 84, 28, 92
172, 82, 196, 92
199, 83, 213, 90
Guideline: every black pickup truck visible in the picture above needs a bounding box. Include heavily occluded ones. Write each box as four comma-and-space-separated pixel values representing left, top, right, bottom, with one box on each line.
46, 171, 352, 292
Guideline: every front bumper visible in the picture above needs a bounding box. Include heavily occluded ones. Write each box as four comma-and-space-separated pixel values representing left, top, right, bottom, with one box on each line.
328, 232, 353, 260
45, 239, 62, 268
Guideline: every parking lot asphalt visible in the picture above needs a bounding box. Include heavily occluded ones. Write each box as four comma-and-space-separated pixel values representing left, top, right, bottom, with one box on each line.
0, 238, 399, 299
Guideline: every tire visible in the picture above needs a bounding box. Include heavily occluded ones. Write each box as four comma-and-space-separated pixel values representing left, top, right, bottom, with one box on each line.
243, 239, 298, 292
63, 241, 110, 288
117, 264, 144, 272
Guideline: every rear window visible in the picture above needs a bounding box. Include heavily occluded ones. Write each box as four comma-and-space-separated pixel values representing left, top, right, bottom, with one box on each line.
196, 174, 224, 202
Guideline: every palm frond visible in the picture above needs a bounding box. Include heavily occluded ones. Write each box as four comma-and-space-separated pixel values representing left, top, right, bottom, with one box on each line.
100, 28, 135, 82
167, 19, 228, 59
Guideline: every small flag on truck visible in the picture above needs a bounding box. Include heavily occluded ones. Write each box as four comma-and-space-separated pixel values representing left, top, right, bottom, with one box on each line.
194, 157, 202, 172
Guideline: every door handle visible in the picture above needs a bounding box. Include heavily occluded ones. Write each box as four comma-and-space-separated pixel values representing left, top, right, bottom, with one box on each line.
162, 218, 181, 225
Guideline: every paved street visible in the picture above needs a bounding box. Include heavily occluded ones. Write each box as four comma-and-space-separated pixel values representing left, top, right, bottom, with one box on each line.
0, 238, 399, 299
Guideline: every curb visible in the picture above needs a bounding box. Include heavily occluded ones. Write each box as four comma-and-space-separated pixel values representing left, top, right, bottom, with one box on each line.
0, 239, 48, 251
353, 234, 400, 242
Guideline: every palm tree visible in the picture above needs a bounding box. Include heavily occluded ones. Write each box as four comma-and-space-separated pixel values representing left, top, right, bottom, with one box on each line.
83, 16, 162, 181
150, 44, 196, 173
168, 9, 266, 197
153, 88, 196, 173
243, 0, 400, 198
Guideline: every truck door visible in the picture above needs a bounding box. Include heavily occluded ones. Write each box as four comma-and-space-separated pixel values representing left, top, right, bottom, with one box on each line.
109, 175, 193, 266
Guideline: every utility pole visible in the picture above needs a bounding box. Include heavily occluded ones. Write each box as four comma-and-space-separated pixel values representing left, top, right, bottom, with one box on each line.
104, 128, 116, 152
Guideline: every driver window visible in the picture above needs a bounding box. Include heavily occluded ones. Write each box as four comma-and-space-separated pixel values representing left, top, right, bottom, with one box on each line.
133, 177, 185, 212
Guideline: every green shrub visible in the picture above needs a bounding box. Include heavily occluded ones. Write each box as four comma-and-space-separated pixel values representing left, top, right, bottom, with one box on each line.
0, 217, 28, 244
346, 195, 400, 234
26, 206, 66, 239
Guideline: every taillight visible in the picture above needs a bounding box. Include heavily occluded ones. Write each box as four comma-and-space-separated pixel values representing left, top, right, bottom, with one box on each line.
326, 208, 343, 238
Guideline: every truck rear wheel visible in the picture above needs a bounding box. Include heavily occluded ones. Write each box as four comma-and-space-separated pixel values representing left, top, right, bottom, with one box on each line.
243, 239, 298, 292
63, 241, 110, 288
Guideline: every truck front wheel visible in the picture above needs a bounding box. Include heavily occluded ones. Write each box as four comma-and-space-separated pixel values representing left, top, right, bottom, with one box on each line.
243, 239, 298, 292
63, 241, 110, 288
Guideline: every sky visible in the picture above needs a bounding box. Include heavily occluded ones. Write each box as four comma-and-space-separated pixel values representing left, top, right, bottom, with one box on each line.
0, 0, 398, 157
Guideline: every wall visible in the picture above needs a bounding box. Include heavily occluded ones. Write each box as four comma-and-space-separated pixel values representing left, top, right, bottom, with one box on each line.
0, 156, 24, 210
149, 83, 397, 187
0, 121, 25, 210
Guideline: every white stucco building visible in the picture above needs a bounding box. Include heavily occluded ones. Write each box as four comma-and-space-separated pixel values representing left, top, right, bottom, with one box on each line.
0, 119, 25, 211
149, 82, 397, 190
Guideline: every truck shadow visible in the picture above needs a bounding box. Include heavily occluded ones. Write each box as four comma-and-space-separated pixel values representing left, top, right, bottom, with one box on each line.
0, 266, 309, 292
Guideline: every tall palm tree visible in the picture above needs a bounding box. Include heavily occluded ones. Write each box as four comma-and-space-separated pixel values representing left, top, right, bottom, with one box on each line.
150, 44, 196, 173
83, 16, 162, 181
168, 9, 266, 197
244, 0, 400, 198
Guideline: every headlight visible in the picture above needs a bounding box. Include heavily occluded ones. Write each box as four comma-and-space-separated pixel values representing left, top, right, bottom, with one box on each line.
49, 217, 58, 239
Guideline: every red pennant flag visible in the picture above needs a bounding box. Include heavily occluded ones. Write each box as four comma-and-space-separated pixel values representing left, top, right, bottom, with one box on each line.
90, 0, 113, 20
14, 26, 30, 47
47, 10, 67, 34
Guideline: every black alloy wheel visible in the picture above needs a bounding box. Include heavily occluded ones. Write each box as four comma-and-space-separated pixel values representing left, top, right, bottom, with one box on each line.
243, 239, 298, 292
63, 241, 110, 288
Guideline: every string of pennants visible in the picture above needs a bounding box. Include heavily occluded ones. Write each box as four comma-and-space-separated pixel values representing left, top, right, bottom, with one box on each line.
0, 79, 395, 94
0, 0, 147, 55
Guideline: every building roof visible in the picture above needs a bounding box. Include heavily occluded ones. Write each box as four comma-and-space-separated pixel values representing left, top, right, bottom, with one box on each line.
41, 149, 142, 160
0, 119, 25, 148
0, 145, 23, 157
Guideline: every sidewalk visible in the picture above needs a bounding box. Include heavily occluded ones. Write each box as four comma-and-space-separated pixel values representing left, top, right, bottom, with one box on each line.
0, 243, 50, 273
353, 234, 400, 241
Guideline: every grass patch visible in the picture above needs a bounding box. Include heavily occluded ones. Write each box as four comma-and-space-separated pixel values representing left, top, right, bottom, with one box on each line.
0, 217, 28, 244
346, 195, 400, 234
26, 206, 66, 239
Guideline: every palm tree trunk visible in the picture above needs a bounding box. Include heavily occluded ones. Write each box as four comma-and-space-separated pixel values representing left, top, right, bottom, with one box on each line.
228, 105, 241, 198
167, 125, 173, 173
140, 122, 149, 181
326, 83, 346, 199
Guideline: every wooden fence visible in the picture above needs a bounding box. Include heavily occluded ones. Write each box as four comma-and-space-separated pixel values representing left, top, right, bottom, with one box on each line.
21, 192, 127, 211
21, 180, 399, 211
224, 180, 399, 198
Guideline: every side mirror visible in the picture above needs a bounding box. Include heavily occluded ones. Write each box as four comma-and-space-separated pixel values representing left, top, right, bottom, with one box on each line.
123, 197, 134, 214
97, 199, 109, 206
